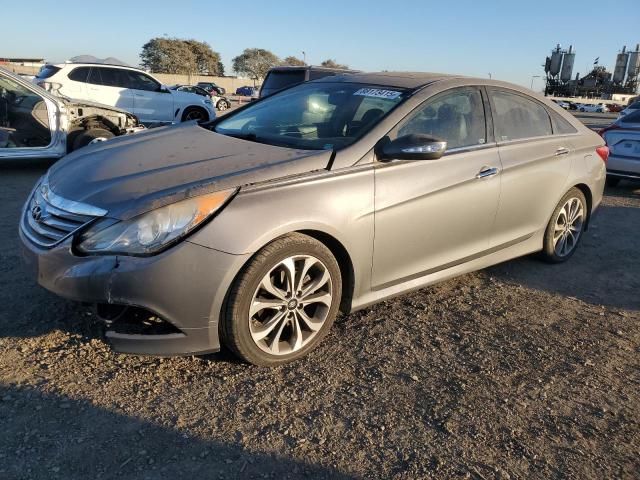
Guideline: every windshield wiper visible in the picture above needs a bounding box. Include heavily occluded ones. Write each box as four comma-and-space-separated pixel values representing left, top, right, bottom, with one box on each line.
226, 132, 258, 142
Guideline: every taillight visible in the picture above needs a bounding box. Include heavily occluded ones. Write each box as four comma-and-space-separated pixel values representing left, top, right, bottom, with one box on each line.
596, 146, 609, 163
598, 124, 620, 138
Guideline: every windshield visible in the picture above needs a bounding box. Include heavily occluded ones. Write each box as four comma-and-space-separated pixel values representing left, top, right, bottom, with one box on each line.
214, 82, 407, 150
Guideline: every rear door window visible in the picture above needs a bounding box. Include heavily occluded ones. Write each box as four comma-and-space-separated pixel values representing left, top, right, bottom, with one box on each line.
621, 110, 640, 123
489, 89, 552, 141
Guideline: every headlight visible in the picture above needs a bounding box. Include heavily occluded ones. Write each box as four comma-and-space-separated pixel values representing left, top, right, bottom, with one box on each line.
76, 189, 235, 255
204, 98, 213, 105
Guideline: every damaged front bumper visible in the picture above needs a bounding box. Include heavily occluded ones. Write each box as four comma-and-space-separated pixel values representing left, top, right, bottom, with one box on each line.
19, 229, 250, 356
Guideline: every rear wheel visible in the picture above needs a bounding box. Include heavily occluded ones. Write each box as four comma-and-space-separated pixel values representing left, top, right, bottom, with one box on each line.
181, 107, 208, 123
216, 99, 229, 111
540, 187, 587, 263
220, 233, 342, 366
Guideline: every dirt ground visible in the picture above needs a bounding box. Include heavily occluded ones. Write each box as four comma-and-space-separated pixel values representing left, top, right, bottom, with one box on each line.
0, 156, 638, 480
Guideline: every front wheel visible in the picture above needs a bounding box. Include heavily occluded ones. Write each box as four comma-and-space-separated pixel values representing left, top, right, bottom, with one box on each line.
181, 107, 208, 123
217, 99, 229, 111
220, 233, 342, 366
71, 127, 114, 151
540, 188, 587, 263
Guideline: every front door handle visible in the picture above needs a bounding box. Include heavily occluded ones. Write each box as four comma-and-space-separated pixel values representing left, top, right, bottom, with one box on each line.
476, 166, 499, 179
555, 147, 570, 156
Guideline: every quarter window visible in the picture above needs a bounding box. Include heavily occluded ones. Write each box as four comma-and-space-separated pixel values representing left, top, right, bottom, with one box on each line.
398, 88, 487, 150
67, 67, 90, 83
490, 89, 552, 141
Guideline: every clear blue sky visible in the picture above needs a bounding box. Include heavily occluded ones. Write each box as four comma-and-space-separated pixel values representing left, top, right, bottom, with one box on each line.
2, 0, 639, 88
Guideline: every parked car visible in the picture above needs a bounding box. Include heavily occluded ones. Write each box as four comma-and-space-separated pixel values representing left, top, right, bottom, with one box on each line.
19, 72, 607, 366
34, 63, 215, 124
260, 65, 359, 98
236, 86, 257, 96
607, 103, 623, 113
196, 81, 226, 96
618, 100, 640, 118
599, 109, 640, 186
170, 85, 231, 111
567, 102, 578, 110
554, 100, 571, 110
0, 66, 143, 158
578, 104, 607, 113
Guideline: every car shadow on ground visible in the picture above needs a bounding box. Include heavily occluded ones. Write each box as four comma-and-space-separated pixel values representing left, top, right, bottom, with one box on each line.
0, 382, 356, 480
488, 187, 640, 312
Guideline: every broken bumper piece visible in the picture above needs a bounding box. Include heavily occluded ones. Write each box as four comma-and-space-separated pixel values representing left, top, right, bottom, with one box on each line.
19, 229, 250, 356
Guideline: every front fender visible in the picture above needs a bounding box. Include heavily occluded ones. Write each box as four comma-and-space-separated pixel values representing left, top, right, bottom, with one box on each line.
188, 166, 375, 300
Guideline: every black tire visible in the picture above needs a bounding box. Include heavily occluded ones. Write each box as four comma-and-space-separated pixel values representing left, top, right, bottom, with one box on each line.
540, 187, 587, 263
71, 128, 114, 151
181, 107, 208, 123
216, 99, 229, 111
220, 233, 342, 366
606, 176, 621, 187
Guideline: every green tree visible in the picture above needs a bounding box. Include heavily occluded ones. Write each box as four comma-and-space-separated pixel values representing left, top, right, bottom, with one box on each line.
232, 48, 281, 82
184, 39, 224, 76
140, 37, 224, 75
282, 56, 306, 66
321, 59, 349, 69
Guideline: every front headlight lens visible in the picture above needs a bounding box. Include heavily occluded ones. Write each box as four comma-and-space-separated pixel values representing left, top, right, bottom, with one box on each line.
76, 189, 235, 255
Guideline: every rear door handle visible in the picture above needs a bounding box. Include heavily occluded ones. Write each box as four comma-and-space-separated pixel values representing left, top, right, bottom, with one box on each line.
555, 147, 570, 156
476, 166, 499, 179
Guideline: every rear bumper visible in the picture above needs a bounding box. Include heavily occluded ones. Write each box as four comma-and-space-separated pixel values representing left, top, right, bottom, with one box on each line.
607, 155, 640, 179
19, 229, 250, 356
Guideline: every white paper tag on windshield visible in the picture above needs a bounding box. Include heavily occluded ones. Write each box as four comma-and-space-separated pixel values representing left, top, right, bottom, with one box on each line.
353, 88, 401, 100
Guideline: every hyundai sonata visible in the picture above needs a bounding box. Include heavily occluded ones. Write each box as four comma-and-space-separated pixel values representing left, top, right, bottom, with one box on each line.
20, 72, 608, 365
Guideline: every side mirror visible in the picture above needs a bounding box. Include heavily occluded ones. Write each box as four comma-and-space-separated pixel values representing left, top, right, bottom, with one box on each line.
158, 84, 170, 93
380, 134, 447, 161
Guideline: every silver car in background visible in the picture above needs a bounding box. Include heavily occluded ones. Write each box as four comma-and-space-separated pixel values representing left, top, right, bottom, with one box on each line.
19, 72, 607, 366
601, 110, 640, 186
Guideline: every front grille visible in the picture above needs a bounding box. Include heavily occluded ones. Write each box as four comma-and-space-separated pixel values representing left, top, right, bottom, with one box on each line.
21, 181, 107, 248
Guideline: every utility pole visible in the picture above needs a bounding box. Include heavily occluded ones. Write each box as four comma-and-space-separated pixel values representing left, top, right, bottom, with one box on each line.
530, 75, 541, 90
302, 51, 307, 65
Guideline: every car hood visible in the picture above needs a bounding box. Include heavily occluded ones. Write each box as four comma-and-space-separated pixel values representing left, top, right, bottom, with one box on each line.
47, 122, 332, 220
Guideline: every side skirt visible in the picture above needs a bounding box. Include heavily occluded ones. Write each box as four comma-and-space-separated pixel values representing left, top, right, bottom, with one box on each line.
350, 230, 543, 312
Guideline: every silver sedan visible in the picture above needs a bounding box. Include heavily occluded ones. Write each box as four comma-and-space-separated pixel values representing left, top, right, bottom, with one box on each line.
19, 72, 607, 365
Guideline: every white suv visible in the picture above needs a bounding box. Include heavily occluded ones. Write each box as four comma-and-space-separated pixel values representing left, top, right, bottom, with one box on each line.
35, 63, 215, 125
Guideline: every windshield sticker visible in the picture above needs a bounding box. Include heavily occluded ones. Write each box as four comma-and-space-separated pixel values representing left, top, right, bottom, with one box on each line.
353, 88, 401, 100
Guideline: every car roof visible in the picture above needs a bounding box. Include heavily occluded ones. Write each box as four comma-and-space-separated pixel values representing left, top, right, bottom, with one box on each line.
313, 71, 464, 89
55, 62, 146, 73
269, 65, 360, 74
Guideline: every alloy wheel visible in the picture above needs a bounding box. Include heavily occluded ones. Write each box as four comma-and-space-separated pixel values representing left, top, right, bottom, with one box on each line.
553, 197, 584, 257
248, 255, 333, 356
